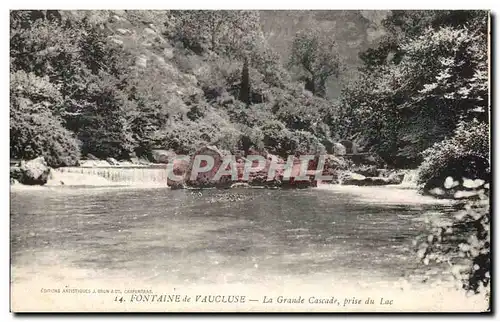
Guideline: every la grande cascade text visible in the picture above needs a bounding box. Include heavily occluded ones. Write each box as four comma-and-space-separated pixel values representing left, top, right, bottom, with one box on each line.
262, 296, 393, 306
126, 294, 393, 306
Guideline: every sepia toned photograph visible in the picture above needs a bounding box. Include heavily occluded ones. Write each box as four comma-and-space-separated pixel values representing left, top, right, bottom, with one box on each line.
9, 9, 490, 312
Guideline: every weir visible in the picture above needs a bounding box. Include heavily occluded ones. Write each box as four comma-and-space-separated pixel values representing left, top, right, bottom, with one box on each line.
48, 166, 421, 188
49, 166, 170, 186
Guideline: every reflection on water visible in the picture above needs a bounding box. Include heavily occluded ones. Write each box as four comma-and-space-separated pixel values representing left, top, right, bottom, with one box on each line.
11, 185, 456, 289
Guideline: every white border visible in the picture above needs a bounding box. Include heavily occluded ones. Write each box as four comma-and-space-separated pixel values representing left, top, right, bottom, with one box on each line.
2, 1, 498, 321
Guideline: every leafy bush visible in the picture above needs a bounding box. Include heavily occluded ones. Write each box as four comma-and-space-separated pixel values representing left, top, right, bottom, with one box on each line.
259, 120, 294, 157
74, 75, 137, 160
289, 130, 326, 156
339, 11, 488, 166
9, 10, 339, 163
11, 97, 80, 167
417, 119, 489, 190
10, 71, 80, 167
416, 178, 490, 308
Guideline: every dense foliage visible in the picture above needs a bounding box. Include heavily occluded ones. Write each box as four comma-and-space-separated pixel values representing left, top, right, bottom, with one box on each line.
339, 10, 489, 168
338, 10, 490, 302
10, 70, 80, 167
288, 27, 341, 98
10, 10, 340, 164
416, 178, 490, 307
417, 119, 490, 191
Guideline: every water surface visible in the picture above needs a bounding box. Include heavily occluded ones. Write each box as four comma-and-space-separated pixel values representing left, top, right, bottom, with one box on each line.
11, 185, 453, 287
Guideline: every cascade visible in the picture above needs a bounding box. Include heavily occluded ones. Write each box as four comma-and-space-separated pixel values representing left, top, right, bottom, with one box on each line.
47, 166, 170, 186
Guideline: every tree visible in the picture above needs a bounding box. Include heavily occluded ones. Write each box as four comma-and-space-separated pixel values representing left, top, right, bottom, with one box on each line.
288, 27, 341, 98
340, 10, 489, 167
239, 56, 250, 105
10, 71, 80, 167
170, 10, 261, 57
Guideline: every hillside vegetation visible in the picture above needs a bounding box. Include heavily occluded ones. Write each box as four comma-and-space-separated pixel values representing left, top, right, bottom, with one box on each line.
10, 10, 489, 183
10, 10, 345, 166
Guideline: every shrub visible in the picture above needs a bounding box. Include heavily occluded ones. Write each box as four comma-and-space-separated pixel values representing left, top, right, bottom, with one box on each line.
416, 178, 490, 309
417, 119, 490, 191
10, 71, 80, 167
289, 130, 326, 156
259, 120, 294, 157
75, 76, 137, 160
10, 98, 80, 167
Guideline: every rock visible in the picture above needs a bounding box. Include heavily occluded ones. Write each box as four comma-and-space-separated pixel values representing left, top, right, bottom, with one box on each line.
167, 158, 190, 189
86, 153, 99, 160
246, 153, 284, 188
339, 140, 357, 154
352, 165, 379, 177
111, 15, 123, 22
11, 157, 51, 185
110, 38, 123, 46
333, 143, 347, 156
116, 28, 130, 35
135, 55, 148, 68
106, 157, 120, 165
144, 27, 156, 35
153, 54, 166, 65
112, 10, 126, 17
422, 155, 490, 194
248, 172, 282, 188
246, 154, 317, 188
164, 47, 174, 60
168, 180, 187, 190
230, 182, 250, 189
185, 145, 231, 189
340, 172, 396, 186
313, 155, 348, 183
387, 172, 405, 184
118, 160, 133, 166
217, 93, 235, 106
151, 149, 176, 164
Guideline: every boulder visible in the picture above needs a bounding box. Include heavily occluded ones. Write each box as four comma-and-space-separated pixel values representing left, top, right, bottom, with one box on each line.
151, 149, 177, 164
311, 155, 348, 183
86, 153, 99, 160
352, 165, 379, 177
185, 145, 231, 188
340, 172, 398, 186
144, 27, 156, 35
106, 157, 120, 166
246, 153, 284, 188
11, 157, 51, 185
116, 28, 130, 35
387, 172, 405, 185
167, 156, 190, 189
333, 143, 347, 156
164, 47, 174, 60
230, 182, 250, 189
248, 172, 282, 188
135, 55, 148, 68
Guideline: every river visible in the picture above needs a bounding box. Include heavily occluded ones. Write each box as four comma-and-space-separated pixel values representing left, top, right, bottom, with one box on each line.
9, 183, 487, 312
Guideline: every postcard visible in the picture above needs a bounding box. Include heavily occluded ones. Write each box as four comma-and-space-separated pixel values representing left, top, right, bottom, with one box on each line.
10, 9, 490, 312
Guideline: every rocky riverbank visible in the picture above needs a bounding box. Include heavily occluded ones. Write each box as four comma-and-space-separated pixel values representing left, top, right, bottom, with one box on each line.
10, 146, 417, 189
